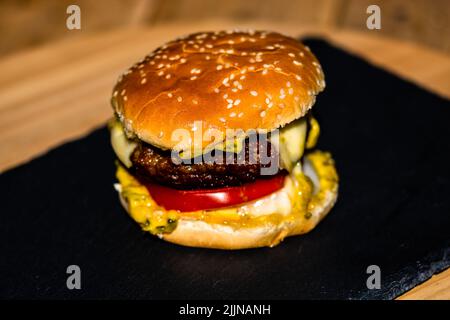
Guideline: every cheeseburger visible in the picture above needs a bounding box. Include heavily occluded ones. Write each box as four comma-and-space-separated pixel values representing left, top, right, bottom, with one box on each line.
109, 30, 338, 249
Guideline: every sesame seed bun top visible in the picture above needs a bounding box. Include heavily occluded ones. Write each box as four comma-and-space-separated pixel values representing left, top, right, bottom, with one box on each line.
111, 30, 325, 151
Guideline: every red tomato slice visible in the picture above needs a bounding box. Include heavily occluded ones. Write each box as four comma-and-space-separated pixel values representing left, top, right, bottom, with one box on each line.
144, 173, 287, 212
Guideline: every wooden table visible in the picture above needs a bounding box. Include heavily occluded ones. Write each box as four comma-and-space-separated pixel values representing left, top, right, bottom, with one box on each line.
0, 21, 448, 299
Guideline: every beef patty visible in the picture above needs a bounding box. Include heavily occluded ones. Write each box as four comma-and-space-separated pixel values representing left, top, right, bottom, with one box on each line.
130, 138, 280, 189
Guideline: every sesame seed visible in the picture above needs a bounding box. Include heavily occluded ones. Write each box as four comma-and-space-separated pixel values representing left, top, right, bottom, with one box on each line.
262, 69, 268, 75
165, 74, 171, 79
299, 51, 305, 57
141, 78, 147, 84
205, 55, 210, 60
293, 60, 303, 66
230, 74, 235, 80
294, 96, 300, 102
295, 75, 302, 80
288, 88, 294, 95
265, 97, 270, 104
234, 99, 241, 106
192, 99, 198, 105
223, 93, 228, 99
158, 131, 164, 138
288, 53, 295, 58
312, 61, 319, 66
214, 88, 220, 93
227, 104, 233, 109
249, 58, 256, 63
177, 96, 182, 102
180, 58, 187, 63
229, 112, 236, 117
268, 102, 273, 108
286, 81, 291, 87
120, 89, 126, 96
190, 76, 197, 80
231, 88, 238, 92
226, 99, 233, 104
206, 44, 213, 48
219, 117, 226, 123
157, 70, 164, 76
157, 63, 164, 69
113, 90, 118, 97
167, 93, 173, 98
216, 65, 223, 70
238, 112, 244, 118
240, 75, 246, 80
265, 45, 274, 50
149, 61, 155, 65
280, 88, 285, 95
123, 96, 128, 101
260, 110, 266, 117
222, 77, 229, 85
250, 91, 258, 96
190, 68, 201, 74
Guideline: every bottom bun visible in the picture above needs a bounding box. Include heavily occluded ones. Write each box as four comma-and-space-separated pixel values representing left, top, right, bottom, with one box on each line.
117, 154, 338, 250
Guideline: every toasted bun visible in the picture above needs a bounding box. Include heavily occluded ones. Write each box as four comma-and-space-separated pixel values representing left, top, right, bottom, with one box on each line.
111, 30, 325, 151
117, 162, 338, 250
161, 188, 336, 249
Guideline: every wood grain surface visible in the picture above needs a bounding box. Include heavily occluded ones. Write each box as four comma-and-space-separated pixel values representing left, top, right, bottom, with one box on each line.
0, 20, 448, 299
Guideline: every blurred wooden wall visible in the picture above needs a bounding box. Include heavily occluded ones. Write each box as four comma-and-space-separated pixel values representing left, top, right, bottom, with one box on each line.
0, 0, 449, 57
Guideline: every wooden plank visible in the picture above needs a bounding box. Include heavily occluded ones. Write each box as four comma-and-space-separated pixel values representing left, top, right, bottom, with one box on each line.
0, 21, 448, 299
398, 269, 450, 300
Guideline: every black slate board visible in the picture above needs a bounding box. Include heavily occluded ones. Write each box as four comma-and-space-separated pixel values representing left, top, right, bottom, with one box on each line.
1, 39, 449, 300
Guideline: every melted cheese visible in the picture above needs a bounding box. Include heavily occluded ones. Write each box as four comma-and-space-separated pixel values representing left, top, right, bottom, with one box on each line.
115, 150, 338, 235
306, 116, 320, 149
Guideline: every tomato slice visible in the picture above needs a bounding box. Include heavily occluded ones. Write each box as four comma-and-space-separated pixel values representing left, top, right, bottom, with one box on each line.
144, 173, 287, 212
